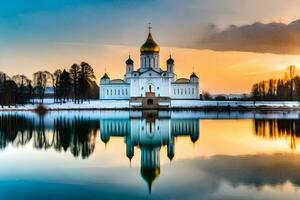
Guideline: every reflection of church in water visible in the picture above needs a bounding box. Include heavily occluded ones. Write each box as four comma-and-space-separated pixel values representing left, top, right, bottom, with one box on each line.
99, 111, 200, 192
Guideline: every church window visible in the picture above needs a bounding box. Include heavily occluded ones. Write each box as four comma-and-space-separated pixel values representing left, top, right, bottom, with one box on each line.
151, 58, 154, 68
146, 57, 149, 67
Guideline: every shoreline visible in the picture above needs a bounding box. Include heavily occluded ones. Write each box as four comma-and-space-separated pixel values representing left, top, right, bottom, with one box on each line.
1, 106, 300, 112
0, 99, 300, 112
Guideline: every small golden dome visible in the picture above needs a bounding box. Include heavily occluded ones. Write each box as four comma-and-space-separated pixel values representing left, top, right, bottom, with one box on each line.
140, 33, 160, 53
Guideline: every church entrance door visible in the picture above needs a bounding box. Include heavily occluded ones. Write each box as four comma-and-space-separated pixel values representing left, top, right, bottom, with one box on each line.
147, 99, 154, 105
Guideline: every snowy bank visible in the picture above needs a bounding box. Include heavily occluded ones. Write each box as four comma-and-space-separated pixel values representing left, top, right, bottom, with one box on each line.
0, 99, 300, 111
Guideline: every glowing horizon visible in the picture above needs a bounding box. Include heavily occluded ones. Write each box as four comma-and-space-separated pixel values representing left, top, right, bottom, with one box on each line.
2, 42, 299, 94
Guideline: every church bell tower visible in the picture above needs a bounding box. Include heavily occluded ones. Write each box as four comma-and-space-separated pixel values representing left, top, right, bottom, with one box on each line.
140, 23, 160, 72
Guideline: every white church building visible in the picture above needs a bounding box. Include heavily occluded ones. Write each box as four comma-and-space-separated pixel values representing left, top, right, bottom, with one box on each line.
99, 27, 200, 108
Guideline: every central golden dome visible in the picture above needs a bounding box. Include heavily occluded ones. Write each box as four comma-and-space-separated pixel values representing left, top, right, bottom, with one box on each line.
140, 32, 160, 53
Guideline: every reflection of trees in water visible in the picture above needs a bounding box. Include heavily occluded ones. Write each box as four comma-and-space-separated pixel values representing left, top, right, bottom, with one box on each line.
53, 117, 98, 158
254, 119, 300, 149
0, 115, 35, 149
0, 115, 98, 158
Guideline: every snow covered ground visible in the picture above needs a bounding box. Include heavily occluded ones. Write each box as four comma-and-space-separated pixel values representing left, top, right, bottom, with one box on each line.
0, 99, 300, 111
0, 99, 101, 111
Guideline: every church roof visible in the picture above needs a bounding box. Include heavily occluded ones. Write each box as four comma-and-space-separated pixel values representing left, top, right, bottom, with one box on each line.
110, 79, 125, 84
140, 32, 160, 53
141, 167, 160, 193
190, 72, 198, 78
175, 78, 190, 83
101, 73, 110, 80
167, 56, 174, 64
137, 68, 162, 75
126, 56, 134, 65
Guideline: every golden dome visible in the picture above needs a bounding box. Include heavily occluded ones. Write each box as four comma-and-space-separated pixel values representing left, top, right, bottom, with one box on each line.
140, 32, 160, 53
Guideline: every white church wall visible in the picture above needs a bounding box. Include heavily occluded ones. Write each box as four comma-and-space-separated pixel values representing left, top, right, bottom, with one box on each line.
100, 84, 130, 100
129, 75, 171, 97
171, 83, 199, 99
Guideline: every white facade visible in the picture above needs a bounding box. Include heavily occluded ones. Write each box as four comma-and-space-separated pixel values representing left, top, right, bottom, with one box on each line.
99, 30, 200, 100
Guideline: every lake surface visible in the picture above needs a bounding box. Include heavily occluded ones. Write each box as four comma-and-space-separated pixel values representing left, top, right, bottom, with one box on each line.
0, 110, 300, 200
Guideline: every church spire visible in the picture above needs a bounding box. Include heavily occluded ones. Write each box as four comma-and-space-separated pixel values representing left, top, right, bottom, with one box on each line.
140, 23, 160, 54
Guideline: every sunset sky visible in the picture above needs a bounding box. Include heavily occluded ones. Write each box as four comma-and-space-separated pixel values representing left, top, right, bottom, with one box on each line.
2, 0, 300, 94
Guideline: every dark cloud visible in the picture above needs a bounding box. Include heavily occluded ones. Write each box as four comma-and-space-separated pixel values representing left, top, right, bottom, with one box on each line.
197, 19, 300, 55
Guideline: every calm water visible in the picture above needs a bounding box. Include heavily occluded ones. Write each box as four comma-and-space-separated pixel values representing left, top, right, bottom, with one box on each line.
0, 110, 300, 200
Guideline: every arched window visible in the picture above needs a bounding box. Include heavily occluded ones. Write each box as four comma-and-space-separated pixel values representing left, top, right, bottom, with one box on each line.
111, 89, 112, 95
114, 89, 116, 95
118, 89, 120, 95
146, 56, 149, 67
192, 88, 194, 94
181, 88, 183, 95
122, 89, 124, 95
174, 88, 176, 95
177, 88, 179, 94
151, 57, 154, 68
185, 88, 187, 94
107, 89, 109, 95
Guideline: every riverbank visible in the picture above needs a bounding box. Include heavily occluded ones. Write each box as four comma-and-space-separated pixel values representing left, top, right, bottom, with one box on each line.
0, 99, 300, 111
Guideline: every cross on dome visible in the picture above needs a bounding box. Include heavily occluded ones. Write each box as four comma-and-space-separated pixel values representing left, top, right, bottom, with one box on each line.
148, 22, 152, 33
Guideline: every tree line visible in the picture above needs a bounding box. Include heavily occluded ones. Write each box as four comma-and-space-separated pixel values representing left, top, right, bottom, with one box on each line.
0, 62, 99, 107
251, 65, 300, 101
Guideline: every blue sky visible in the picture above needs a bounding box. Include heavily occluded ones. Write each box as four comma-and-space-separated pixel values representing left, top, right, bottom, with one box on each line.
2, 0, 300, 93
3, 0, 299, 46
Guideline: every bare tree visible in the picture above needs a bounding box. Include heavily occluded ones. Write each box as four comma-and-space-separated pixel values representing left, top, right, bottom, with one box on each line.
33, 71, 52, 104
12, 75, 32, 105
53, 69, 62, 103
79, 62, 96, 103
